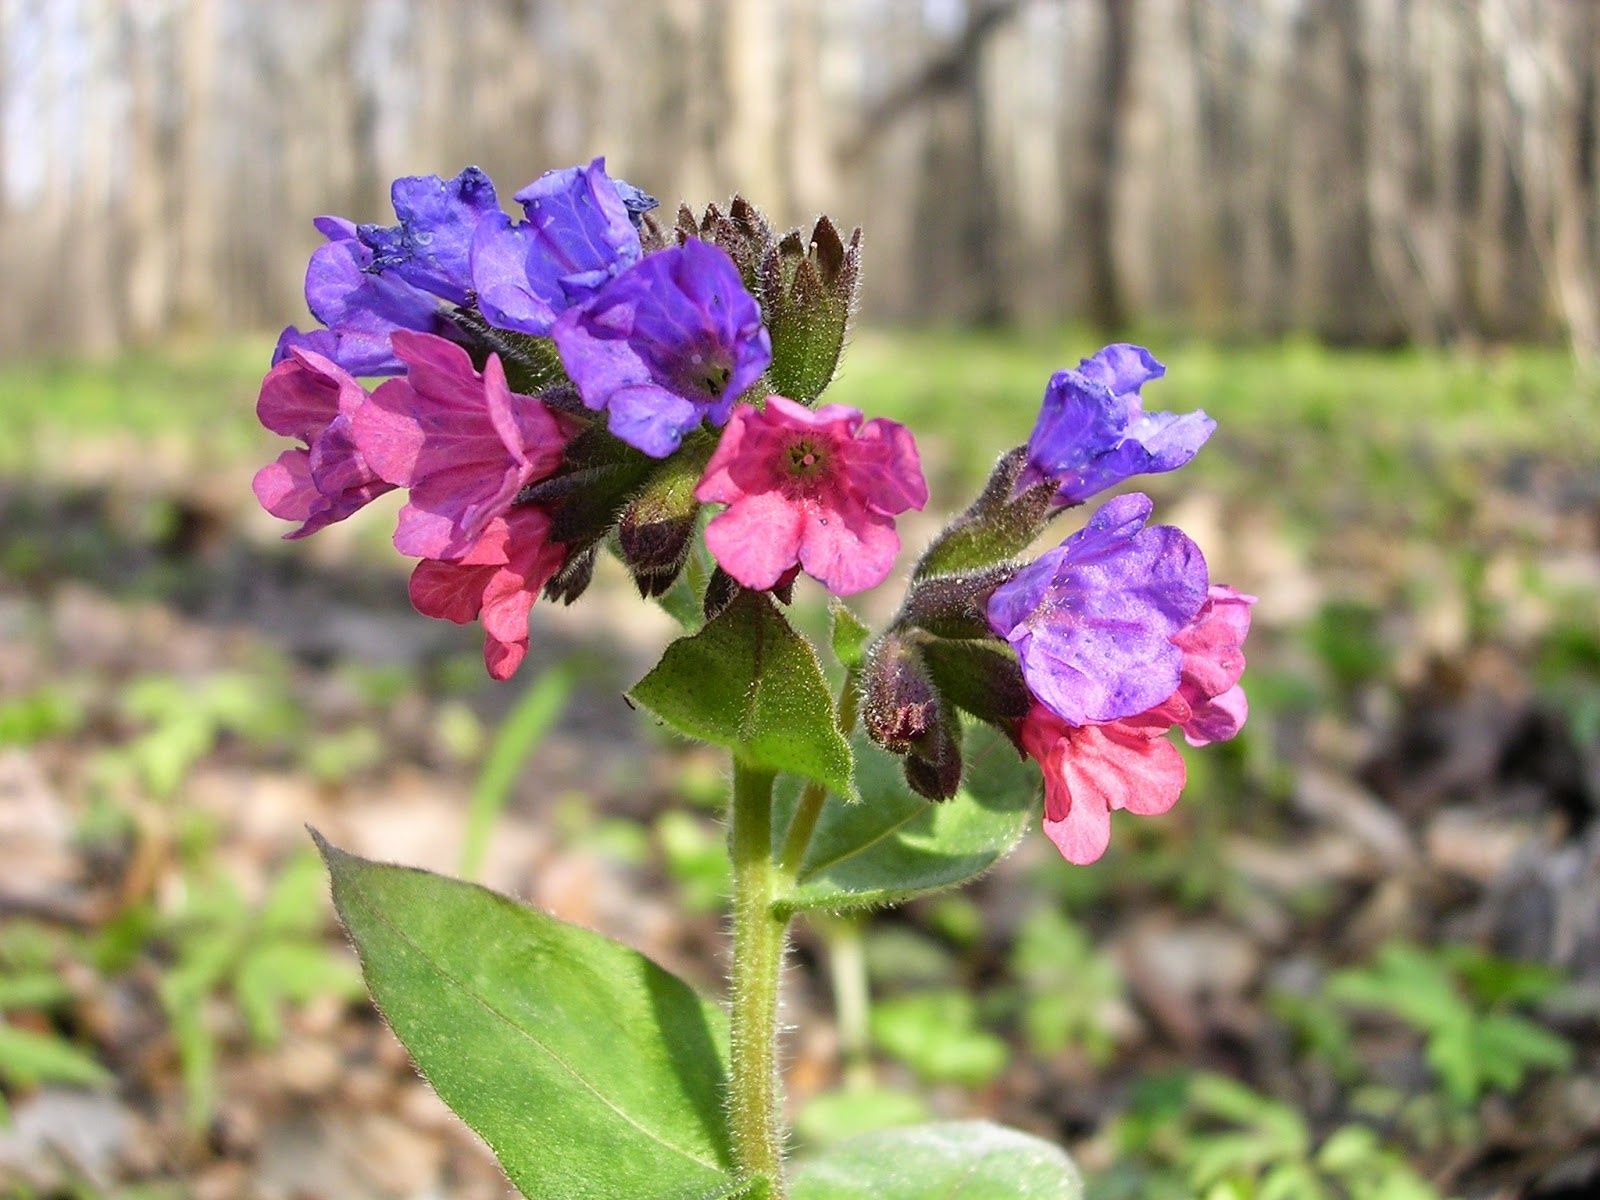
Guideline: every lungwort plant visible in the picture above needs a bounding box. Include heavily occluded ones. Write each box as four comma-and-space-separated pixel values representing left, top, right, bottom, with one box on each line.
252, 160, 1253, 1198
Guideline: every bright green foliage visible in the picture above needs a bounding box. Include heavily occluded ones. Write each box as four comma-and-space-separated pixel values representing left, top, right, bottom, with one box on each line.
658, 811, 733, 914
0, 684, 85, 747
773, 723, 1037, 914
631, 591, 855, 801
1103, 1073, 1443, 1200
159, 853, 363, 1126
462, 663, 574, 878
870, 991, 1008, 1087
828, 601, 872, 670
793, 1086, 930, 1148
0, 926, 111, 1110
1011, 908, 1123, 1062
318, 836, 750, 1200
1329, 943, 1572, 1106
790, 1121, 1083, 1199
94, 672, 300, 799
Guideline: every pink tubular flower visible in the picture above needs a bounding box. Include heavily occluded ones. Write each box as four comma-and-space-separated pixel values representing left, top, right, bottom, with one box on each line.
1022, 704, 1187, 865
1020, 583, 1255, 864
252, 347, 394, 538
352, 331, 570, 559
408, 507, 565, 680
695, 395, 928, 596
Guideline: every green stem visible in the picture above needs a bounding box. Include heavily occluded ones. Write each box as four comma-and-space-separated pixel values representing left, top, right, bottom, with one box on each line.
728, 762, 787, 1193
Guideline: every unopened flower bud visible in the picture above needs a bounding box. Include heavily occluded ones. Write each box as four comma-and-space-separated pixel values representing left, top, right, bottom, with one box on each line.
759, 216, 862, 403
862, 636, 941, 754
903, 716, 964, 801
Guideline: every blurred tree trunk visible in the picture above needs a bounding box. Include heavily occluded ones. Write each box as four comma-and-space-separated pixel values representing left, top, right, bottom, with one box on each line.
1083, 0, 1131, 334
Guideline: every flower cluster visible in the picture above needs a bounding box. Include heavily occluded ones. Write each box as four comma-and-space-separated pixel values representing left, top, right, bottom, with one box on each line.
254, 160, 1249, 870
865, 344, 1251, 863
255, 160, 917, 677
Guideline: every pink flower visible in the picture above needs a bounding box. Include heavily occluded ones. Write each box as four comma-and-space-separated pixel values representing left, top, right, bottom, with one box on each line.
1152, 585, 1256, 746
695, 395, 928, 596
353, 332, 570, 559
252, 348, 394, 538
1022, 704, 1187, 865
1020, 584, 1255, 864
408, 507, 565, 680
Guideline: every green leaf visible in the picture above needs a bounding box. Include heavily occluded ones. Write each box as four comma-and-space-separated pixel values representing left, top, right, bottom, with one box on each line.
0, 1020, 111, 1089
317, 835, 745, 1200
631, 590, 854, 800
790, 1121, 1083, 1200
774, 723, 1037, 914
829, 601, 871, 670
794, 1086, 930, 1148
870, 991, 1008, 1087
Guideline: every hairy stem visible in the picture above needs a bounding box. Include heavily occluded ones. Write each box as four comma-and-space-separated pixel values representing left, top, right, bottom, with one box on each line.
728, 762, 787, 1193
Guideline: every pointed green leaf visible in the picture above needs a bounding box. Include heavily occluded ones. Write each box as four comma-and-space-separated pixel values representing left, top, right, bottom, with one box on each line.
774, 723, 1038, 915
790, 1121, 1083, 1199
630, 590, 854, 800
829, 601, 872, 670
316, 835, 745, 1200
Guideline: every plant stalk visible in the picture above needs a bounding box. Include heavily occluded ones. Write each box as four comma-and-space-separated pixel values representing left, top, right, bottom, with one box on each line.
728, 761, 787, 1194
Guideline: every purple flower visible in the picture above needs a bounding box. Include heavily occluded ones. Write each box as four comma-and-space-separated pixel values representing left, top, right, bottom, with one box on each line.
276, 216, 449, 377
552, 239, 771, 457
357, 167, 500, 305
1023, 344, 1215, 506
470, 158, 642, 336
987, 493, 1208, 725
252, 347, 394, 538
352, 332, 572, 559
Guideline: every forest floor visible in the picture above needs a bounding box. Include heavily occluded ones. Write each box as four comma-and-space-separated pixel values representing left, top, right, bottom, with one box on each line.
1, 330, 1598, 1200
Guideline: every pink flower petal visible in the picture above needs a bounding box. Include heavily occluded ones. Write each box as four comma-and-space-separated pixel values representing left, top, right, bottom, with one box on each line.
704, 491, 807, 590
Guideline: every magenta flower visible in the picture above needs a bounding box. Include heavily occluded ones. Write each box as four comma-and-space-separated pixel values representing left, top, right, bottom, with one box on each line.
986, 493, 1208, 726
409, 507, 565, 680
252, 347, 394, 538
553, 239, 772, 458
1018, 582, 1253, 864
352, 332, 570, 559
695, 395, 928, 596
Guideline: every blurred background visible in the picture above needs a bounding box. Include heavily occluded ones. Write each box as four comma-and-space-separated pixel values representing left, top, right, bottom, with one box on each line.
2, 2, 1598, 1198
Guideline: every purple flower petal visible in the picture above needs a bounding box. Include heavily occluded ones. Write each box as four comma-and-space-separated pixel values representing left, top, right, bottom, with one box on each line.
357, 167, 500, 305
301, 229, 449, 377
470, 157, 641, 336
987, 493, 1209, 725
1024, 344, 1214, 506
553, 238, 771, 457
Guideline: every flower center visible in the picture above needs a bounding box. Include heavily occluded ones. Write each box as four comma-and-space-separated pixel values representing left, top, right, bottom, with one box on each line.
785, 437, 830, 482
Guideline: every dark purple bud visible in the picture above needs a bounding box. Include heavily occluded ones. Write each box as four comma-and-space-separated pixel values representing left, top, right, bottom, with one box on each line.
862, 636, 941, 755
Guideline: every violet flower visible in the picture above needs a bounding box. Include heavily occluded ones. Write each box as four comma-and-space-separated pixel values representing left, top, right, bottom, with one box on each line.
554, 239, 771, 458
1023, 344, 1214, 506
986, 493, 1208, 725
358, 167, 501, 305
470, 158, 642, 336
